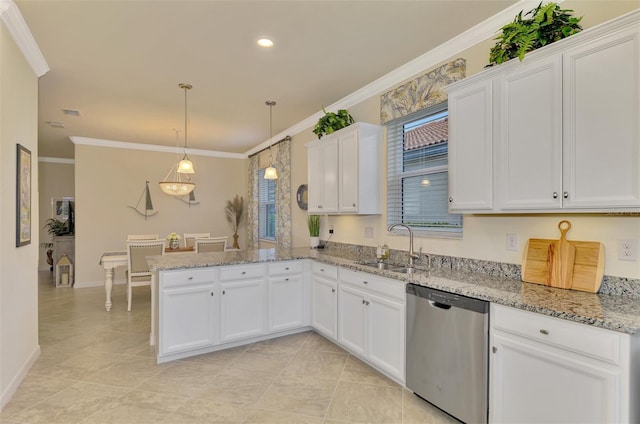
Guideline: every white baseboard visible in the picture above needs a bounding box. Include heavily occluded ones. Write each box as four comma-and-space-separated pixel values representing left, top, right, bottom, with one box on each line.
0, 344, 41, 412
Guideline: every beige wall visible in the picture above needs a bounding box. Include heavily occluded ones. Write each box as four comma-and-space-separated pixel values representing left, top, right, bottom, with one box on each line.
37, 161, 74, 270
289, 1, 640, 279
75, 145, 247, 286
0, 24, 40, 409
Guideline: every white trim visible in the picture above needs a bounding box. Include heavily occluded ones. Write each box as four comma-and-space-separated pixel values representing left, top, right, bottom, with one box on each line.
39, 157, 75, 165
0, 345, 40, 411
70, 136, 247, 160
245, 0, 557, 155
0, 0, 49, 77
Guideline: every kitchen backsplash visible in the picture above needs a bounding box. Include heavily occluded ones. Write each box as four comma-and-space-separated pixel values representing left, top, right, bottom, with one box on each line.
321, 241, 640, 299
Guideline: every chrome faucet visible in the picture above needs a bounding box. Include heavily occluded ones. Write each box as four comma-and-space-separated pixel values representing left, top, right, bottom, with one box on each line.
388, 224, 419, 268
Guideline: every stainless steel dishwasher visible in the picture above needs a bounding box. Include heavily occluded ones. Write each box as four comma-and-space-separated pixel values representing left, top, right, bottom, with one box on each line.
406, 283, 489, 424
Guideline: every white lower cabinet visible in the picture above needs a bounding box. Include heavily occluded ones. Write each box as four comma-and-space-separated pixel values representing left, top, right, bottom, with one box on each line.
158, 268, 219, 357
220, 276, 267, 343
268, 261, 307, 332
310, 262, 338, 340
338, 269, 405, 383
490, 304, 636, 423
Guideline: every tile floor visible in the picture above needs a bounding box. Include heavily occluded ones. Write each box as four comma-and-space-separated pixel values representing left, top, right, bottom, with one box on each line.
1, 271, 459, 424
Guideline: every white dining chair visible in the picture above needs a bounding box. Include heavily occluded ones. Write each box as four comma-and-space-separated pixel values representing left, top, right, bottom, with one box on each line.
126, 239, 165, 311
195, 237, 227, 253
126, 234, 159, 241
183, 232, 211, 248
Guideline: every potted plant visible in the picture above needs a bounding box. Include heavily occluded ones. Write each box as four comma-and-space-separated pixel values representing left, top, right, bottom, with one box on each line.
44, 218, 68, 237
224, 195, 244, 249
489, 2, 582, 66
313, 107, 355, 139
307, 214, 320, 248
166, 232, 181, 250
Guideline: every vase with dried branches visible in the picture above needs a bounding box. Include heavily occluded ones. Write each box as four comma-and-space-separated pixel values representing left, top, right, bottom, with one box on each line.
225, 195, 244, 249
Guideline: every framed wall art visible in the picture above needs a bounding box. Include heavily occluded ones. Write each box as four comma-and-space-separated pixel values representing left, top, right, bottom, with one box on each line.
16, 144, 32, 247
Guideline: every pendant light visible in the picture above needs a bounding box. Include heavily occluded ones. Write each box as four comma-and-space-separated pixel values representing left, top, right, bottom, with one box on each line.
177, 83, 195, 174
264, 100, 278, 180
159, 128, 195, 196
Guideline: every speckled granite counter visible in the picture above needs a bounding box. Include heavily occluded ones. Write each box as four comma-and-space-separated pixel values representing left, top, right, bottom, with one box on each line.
147, 247, 640, 335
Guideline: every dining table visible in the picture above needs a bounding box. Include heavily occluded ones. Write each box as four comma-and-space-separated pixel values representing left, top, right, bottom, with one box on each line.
99, 247, 194, 311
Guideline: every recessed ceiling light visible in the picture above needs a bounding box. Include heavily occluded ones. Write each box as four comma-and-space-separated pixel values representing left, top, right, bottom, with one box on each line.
257, 38, 274, 48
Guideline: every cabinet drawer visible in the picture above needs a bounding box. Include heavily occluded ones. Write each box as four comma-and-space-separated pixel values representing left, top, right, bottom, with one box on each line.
219, 263, 265, 281
311, 261, 338, 280
339, 268, 405, 302
491, 304, 621, 365
161, 268, 215, 288
268, 261, 303, 275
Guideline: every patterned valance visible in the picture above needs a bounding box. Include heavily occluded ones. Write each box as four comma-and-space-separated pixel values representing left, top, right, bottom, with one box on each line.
380, 58, 466, 124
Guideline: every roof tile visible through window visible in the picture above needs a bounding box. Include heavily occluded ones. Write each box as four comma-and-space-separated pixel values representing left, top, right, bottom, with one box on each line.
404, 117, 448, 151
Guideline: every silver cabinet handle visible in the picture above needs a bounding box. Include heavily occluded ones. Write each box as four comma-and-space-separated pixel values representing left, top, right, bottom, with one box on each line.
188, 276, 193, 280
539, 329, 549, 335
222, 290, 226, 295
365, 300, 370, 306
211, 292, 214, 296
363, 281, 368, 285
553, 192, 558, 199
284, 278, 289, 281
352, 203, 356, 207
285, 267, 290, 270
362, 299, 365, 305
448, 196, 453, 203
563, 192, 568, 199
241, 271, 246, 275
318, 205, 323, 209
492, 346, 497, 353
331, 288, 336, 293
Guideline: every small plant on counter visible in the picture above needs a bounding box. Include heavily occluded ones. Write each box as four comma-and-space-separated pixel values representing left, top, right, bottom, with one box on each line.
307, 214, 320, 237
489, 2, 582, 65
313, 107, 355, 139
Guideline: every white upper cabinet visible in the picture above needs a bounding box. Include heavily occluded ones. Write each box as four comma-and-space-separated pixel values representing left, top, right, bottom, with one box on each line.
562, 25, 640, 208
496, 55, 563, 210
447, 11, 640, 213
307, 123, 383, 215
447, 76, 494, 212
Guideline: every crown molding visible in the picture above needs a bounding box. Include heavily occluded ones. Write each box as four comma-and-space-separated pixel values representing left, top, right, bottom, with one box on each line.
70, 136, 247, 159
39, 157, 74, 164
244, 0, 559, 155
0, 0, 49, 77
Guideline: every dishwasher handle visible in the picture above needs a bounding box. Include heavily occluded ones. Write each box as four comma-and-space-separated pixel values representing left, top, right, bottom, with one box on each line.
428, 300, 452, 310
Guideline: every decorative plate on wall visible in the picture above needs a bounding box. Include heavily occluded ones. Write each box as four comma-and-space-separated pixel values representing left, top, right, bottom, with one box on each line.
296, 184, 308, 210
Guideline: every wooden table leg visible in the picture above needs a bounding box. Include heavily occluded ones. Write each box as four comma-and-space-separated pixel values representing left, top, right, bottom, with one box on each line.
105, 267, 113, 311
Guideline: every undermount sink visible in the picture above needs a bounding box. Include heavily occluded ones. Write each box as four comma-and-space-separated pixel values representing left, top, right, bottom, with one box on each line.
358, 262, 416, 274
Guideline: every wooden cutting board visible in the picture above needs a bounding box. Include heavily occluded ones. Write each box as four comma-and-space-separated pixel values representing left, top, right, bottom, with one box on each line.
522, 223, 605, 293
547, 221, 576, 289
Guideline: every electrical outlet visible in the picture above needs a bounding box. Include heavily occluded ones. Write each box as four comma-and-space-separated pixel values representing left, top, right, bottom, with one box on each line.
506, 233, 518, 251
618, 239, 638, 261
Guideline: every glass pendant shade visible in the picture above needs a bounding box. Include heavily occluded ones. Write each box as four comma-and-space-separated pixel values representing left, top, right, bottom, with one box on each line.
264, 100, 278, 180
178, 157, 194, 174
159, 162, 195, 196
264, 165, 278, 180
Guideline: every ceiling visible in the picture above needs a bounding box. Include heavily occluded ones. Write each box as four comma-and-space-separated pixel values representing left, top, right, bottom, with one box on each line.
16, 0, 516, 159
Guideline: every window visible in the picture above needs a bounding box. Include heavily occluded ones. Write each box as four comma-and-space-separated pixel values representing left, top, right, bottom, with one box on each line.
387, 101, 462, 236
258, 168, 276, 240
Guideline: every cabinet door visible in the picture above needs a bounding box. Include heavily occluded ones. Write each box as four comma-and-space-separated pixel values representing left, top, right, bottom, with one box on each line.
220, 279, 266, 343
563, 26, 640, 208
338, 128, 359, 213
310, 275, 337, 340
448, 78, 494, 211
337, 285, 367, 357
160, 283, 218, 355
497, 56, 563, 210
367, 292, 405, 382
490, 331, 621, 424
308, 138, 338, 213
268, 274, 305, 332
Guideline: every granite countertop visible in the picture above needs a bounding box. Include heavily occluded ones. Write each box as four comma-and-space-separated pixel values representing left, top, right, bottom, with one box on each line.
147, 247, 640, 335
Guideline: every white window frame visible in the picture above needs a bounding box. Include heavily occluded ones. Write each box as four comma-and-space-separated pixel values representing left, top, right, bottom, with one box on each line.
386, 101, 463, 238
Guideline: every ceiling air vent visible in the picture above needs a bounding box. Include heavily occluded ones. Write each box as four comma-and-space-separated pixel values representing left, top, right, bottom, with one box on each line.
62, 108, 81, 117
45, 121, 65, 128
